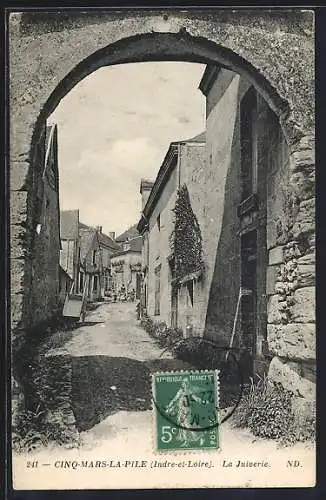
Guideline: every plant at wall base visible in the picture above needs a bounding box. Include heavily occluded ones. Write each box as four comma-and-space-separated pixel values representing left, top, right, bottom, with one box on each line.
169, 184, 204, 283
140, 313, 183, 350
12, 399, 80, 453
140, 313, 155, 336
12, 324, 80, 453
231, 374, 315, 446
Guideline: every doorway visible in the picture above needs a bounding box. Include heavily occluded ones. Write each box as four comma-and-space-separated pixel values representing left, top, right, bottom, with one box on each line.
240, 230, 257, 378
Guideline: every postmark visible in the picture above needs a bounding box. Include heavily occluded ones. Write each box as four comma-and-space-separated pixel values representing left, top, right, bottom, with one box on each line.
152, 370, 219, 452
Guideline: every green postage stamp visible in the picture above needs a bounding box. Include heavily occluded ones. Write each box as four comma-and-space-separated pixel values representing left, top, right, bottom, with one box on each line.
152, 370, 220, 452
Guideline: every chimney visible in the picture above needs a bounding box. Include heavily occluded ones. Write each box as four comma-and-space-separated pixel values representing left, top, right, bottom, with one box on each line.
109, 231, 115, 240
96, 226, 102, 233
140, 179, 154, 210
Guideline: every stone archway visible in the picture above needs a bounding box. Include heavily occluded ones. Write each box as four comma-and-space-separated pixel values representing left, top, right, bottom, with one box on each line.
9, 11, 315, 405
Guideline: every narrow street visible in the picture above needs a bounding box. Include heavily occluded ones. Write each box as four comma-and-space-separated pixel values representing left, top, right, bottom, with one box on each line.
46, 301, 315, 463
14, 300, 315, 490
54, 300, 173, 360
47, 301, 194, 433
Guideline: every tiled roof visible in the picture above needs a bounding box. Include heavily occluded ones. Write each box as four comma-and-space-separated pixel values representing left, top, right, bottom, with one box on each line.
98, 232, 120, 251
112, 235, 142, 257
79, 226, 96, 262
60, 210, 79, 239
79, 222, 120, 261
129, 235, 142, 252
115, 224, 140, 243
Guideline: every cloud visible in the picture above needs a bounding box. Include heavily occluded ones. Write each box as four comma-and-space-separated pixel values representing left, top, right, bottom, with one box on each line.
50, 61, 206, 234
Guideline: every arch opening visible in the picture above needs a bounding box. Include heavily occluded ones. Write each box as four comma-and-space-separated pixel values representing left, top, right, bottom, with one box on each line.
11, 16, 315, 459
32, 31, 291, 159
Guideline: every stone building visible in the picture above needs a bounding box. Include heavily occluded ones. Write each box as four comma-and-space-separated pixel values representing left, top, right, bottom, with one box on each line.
27, 123, 62, 324
137, 134, 206, 334
111, 228, 142, 298
79, 223, 120, 301
139, 180, 154, 312
138, 63, 315, 392
10, 11, 314, 406
60, 209, 80, 294
198, 64, 315, 391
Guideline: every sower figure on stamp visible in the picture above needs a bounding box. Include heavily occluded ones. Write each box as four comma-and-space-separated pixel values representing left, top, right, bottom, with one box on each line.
164, 378, 208, 447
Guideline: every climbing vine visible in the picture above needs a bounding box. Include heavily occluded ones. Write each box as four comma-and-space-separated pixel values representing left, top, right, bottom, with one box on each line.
169, 184, 204, 282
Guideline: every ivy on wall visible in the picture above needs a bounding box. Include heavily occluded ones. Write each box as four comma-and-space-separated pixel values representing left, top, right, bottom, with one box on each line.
169, 184, 204, 283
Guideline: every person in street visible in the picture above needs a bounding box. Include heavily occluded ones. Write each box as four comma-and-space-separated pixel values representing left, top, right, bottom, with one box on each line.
129, 288, 135, 302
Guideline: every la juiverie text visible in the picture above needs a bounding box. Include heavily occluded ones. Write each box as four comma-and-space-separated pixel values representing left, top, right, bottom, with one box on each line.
223, 460, 270, 468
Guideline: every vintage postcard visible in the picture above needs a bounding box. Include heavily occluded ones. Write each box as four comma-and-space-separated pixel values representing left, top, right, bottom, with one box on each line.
8, 8, 316, 490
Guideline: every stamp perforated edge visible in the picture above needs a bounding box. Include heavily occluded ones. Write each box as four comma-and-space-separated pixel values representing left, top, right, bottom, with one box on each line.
151, 369, 221, 455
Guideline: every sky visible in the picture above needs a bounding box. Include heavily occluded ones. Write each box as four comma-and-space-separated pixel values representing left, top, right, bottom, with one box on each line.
49, 61, 206, 236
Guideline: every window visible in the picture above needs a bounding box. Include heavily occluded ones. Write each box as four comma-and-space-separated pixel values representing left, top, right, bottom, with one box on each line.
154, 265, 161, 315
240, 86, 257, 201
92, 250, 97, 265
157, 214, 161, 231
93, 275, 98, 292
79, 272, 84, 293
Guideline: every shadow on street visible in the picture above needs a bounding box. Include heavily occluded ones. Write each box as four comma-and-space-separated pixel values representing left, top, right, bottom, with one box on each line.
71, 355, 195, 432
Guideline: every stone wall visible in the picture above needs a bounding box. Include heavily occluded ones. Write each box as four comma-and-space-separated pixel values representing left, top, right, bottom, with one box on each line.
177, 142, 207, 334
10, 10, 314, 336
9, 11, 315, 407
12, 125, 61, 332
147, 167, 177, 323
265, 118, 315, 394
202, 65, 315, 390
202, 72, 242, 342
